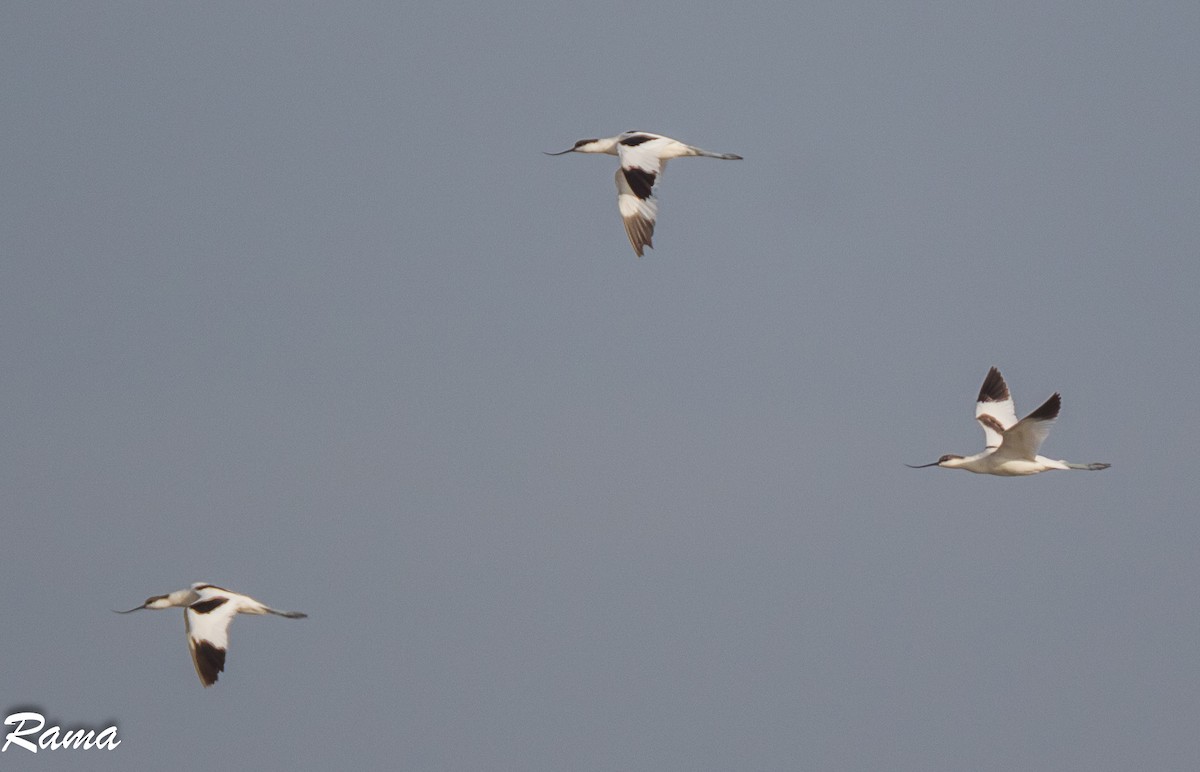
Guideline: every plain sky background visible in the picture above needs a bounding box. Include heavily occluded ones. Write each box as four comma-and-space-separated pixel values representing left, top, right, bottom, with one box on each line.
2, 2, 1198, 770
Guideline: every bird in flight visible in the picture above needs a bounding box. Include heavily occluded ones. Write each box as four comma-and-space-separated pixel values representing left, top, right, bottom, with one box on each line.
907, 366, 1111, 476
546, 131, 742, 256
116, 582, 307, 687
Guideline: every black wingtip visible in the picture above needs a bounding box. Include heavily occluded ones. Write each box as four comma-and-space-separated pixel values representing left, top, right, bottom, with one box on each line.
193, 641, 226, 687
978, 366, 1009, 403
1027, 392, 1061, 422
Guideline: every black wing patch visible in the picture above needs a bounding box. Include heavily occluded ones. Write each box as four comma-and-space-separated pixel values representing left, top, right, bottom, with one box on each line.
1025, 393, 1061, 422
193, 640, 226, 687
619, 134, 655, 147
621, 167, 657, 200
977, 367, 1009, 403
190, 597, 229, 615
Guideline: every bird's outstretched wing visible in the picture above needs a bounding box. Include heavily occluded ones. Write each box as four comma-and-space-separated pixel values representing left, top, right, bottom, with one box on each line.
185, 595, 237, 687
975, 366, 1018, 449
613, 139, 668, 257
993, 393, 1061, 461
614, 167, 658, 257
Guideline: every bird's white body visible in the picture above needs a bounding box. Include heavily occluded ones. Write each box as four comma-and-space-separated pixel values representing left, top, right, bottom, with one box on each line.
117, 582, 307, 687
939, 450, 1076, 476
546, 131, 742, 256
909, 367, 1110, 477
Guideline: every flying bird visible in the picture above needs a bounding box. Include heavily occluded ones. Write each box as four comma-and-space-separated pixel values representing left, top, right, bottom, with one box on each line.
906, 366, 1111, 476
116, 583, 307, 687
545, 131, 742, 256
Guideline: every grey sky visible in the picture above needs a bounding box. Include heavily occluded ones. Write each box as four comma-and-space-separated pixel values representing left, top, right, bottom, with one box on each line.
2, 2, 1198, 770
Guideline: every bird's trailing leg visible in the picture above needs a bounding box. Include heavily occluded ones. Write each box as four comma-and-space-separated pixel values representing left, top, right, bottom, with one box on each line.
1064, 462, 1112, 471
